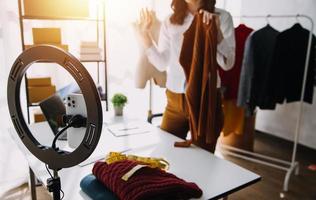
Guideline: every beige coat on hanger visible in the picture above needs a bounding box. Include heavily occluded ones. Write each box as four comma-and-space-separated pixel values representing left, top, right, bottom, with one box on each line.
133, 12, 166, 89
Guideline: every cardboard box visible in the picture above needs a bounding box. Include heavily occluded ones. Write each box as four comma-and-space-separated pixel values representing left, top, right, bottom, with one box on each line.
27, 77, 52, 87
24, 0, 90, 18
80, 47, 102, 54
28, 85, 56, 103
34, 113, 46, 123
80, 54, 102, 61
25, 44, 69, 51
80, 41, 99, 48
32, 28, 61, 44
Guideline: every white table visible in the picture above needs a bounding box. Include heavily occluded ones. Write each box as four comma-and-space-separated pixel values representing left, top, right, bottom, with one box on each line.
9, 114, 260, 200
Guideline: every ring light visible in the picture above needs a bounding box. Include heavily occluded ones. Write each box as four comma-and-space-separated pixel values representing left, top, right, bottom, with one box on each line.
7, 45, 103, 170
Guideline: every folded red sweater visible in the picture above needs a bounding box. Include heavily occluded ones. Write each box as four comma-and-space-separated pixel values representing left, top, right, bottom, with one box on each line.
92, 160, 203, 200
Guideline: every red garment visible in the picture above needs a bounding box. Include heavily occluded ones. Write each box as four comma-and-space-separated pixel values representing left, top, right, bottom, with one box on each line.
219, 24, 253, 100
92, 160, 203, 200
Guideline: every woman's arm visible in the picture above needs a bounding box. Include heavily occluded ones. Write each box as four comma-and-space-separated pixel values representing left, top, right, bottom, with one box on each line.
199, 10, 236, 71
217, 12, 236, 71
136, 9, 170, 72
145, 20, 170, 72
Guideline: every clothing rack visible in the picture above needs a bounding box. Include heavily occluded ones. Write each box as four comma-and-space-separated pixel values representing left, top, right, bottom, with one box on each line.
220, 14, 314, 193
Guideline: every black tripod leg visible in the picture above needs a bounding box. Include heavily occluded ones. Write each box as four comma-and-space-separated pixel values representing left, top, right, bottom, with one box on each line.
47, 171, 61, 200
29, 167, 37, 200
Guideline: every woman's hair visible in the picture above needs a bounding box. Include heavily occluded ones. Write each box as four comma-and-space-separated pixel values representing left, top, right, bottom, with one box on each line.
170, 0, 216, 25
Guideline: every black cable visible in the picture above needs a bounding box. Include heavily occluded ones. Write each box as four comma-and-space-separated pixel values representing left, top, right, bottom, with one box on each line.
52, 124, 72, 150
60, 189, 65, 200
52, 114, 87, 150
45, 164, 65, 200
49, 114, 87, 198
45, 164, 53, 179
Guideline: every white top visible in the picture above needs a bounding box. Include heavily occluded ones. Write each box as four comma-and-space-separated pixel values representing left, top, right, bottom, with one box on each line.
146, 8, 236, 93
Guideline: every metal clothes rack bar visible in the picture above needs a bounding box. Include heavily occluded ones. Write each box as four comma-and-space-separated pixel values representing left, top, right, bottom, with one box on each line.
220, 14, 314, 193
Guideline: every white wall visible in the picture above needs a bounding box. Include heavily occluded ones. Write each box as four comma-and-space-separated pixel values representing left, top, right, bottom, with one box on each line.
0, 1, 18, 102
3, 0, 314, 149
240, 0, 316, 149
0, 23, 4, 101
1, 1, 25, 115
0, 1, 30, 191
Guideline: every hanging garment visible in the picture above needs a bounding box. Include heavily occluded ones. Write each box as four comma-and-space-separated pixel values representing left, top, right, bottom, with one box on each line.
92, 160, 203, 200
133, 12, 166, 89
179, 13, 224, 152
219, 25, 253, 149
219, 99, 256, 151
237, 25, 280, 116
219, 111, 256, 151
219, 24, 253, 100
268, 23, 316, 104
221, 99, 245, 136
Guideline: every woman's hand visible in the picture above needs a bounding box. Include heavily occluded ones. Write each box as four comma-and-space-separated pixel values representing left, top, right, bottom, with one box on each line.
139, 8, 153, 32
199, 10, 224, 43
135, 8, 154, 49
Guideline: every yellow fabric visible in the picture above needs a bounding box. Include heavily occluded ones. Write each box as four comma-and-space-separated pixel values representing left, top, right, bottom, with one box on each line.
105, 152, 169, 171
222, 99, 245, 136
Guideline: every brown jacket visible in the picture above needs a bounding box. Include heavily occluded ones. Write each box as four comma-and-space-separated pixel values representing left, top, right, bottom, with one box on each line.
179, 13, 224, 152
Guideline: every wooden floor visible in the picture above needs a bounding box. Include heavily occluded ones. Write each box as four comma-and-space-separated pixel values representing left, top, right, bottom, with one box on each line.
225, 131, 316, 200
0, 183, 51, 200
1, 132, 315, 200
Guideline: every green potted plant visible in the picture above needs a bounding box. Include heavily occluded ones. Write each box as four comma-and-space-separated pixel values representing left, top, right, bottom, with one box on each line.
111, 93, 128, 116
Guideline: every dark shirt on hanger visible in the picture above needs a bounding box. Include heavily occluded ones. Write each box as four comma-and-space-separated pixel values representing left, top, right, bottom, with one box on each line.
237, 25, 280, 116
269, 23, 316, 104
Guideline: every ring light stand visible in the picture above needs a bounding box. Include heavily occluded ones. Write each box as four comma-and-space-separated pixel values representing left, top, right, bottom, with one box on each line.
7, 45, 103, 200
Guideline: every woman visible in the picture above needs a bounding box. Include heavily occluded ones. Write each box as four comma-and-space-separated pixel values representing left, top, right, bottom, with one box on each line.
137, 0, 235, 140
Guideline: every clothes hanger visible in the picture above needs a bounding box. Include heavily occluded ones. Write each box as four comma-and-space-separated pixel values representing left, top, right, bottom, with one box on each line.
266, 14, 271, 26
296, 14, 300, 23
236, 16, 246, 29
295, 14, 302, 26
292, 14, 303, 29
239, 15, 244, 25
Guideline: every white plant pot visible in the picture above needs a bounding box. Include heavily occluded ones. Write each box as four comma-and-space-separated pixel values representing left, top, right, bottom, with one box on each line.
114, 106, 124, 116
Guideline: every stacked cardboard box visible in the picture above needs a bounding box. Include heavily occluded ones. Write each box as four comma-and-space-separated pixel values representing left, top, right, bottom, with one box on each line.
33, 111, 46, 123
25, 28, 68, 51
80, 41, 103, 61
27, 77, 56, 104
23, 0, 89, 18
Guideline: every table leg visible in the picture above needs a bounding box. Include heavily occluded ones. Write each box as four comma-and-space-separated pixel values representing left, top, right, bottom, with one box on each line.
29, 167, 37, 200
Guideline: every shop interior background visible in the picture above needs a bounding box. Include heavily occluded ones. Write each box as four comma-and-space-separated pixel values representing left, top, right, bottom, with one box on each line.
0, 0, 315, 195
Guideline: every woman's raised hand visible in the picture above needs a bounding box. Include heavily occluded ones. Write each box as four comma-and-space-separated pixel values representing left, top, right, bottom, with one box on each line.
138, 8, 153, 33
199, 10, 224, 43
135, 8, 154, 49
